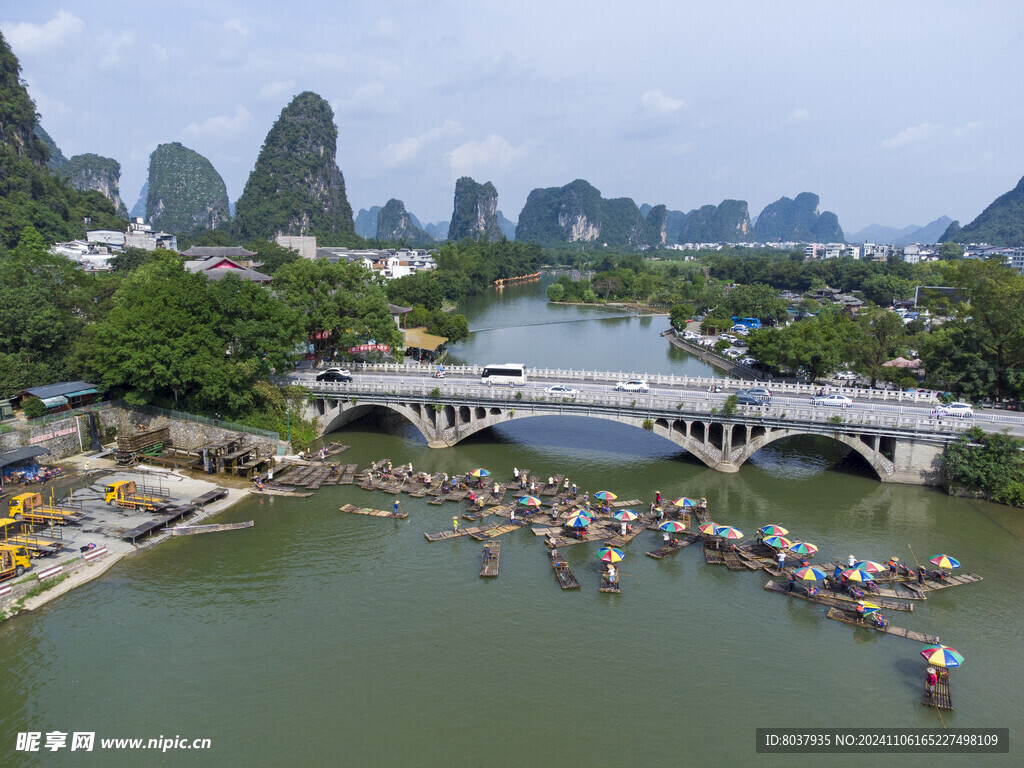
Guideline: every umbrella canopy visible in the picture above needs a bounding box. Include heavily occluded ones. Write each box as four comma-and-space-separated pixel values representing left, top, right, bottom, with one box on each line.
658, 520, 687, 533
698, 522, 719, 535
929, 554, 961, 570
788, 541, 819, 556
517, 495, 543, 507
793, 566, 827, 581
594, 490, 617, 501
854, 560, 887, 573
671, 497, 697, 507
470, 468, 491, 477
842, 568, 874, 583
564, 514, 591, 529
763, 535, 793, 549
759, 524, 789, 536
713, 525, 744, 540
598, 547, 624, 563
613, 510, 638, 521
920, 645, 964, 668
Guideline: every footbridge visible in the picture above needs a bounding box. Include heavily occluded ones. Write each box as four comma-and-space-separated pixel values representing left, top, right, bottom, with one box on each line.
298, 365, 996, 486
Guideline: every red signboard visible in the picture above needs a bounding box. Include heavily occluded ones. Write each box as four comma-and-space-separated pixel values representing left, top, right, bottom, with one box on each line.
348, 344, 391, 353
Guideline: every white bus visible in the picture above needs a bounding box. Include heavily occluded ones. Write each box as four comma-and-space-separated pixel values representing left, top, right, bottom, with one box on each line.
480, 363, 527, 387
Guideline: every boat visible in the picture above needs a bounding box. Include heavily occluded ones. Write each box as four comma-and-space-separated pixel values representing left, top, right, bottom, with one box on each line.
825, 607, 939, 643
171, 521, 254, 536
764, 580, 914, 611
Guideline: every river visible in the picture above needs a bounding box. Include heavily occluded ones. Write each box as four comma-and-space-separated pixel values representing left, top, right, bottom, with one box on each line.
1, 275, 1020, 767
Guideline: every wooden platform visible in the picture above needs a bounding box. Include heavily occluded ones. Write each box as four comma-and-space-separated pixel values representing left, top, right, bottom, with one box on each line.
825, 608, 939, 644
339, 504, 407, 519
763, 580, 914, 612
646, 534, 699, 559
172, 520, 253, 536
480, 542, 500, 577
189, 487, 229, 507
924, 670, 953, 711
549, 548, 580, 589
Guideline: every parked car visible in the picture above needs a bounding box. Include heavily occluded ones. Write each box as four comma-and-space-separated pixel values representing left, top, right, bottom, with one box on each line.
682, 330, 700, 340
745, 387, 773, 401
932, 402, 974, 418
546, 385, 579, 396
614, 379, 650, 393
739, 357, 757, 365
735, 391, 770, 406
724, 348, 743, 358
812, 393, 853, 407
316, 370, 352, 383
834, 371, 858, 381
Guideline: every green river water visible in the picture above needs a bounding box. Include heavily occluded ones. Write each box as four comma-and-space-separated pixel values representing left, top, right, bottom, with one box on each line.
1, 276, 1021, 767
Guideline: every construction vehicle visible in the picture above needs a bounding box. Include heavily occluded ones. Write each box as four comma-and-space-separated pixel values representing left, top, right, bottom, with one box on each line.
104, 480, 170, 512
0, 518, 63, 557
8, 492, 83, 525
0, 544, 32, 580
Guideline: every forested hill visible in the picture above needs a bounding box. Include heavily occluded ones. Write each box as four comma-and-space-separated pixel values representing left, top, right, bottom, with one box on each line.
233, 91, 355, 241
950, 175, 1024, 245
0, 31, 124, 249
146, 142, 230, 233
753, 192, 844, 243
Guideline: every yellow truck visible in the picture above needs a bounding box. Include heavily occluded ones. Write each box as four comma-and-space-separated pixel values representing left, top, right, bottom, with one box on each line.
8, 492, 82, 525
104, 480, 169, 512
0, 544, 32, 580
0, 517, 63, 557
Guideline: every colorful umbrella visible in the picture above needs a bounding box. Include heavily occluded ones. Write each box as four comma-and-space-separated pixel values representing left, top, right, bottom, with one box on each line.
714, 525, 744, 540
759, 524, 789, 536
920, 645, 964, 668
517, 495, 543, 507
565, 514, 591, 528
594, 491, 617, 501
788, 541, 818, 556
613, 510, 638, 522
658, 520, 687, 533
763, 535, 793, 549
470, 468, 491, 477
929, 554, 961, 570
671, 497, 697, 508
854, 560, 887, 573
793, 566, 827, 581
842, 568, 874, 583
598, 547, 624, 563
698, 522, 719, 535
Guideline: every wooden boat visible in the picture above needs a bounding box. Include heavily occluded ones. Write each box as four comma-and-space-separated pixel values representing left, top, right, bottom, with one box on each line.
764, 580, 914, 612
480, 542, 500, 577
172, 520, 253, 536
825, 607, 939, 644
549, 548, 581, 589
923, 669, 953, 711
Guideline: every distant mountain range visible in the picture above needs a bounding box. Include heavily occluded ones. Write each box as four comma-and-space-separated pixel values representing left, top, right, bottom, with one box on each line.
848, 216, 953, 246
944, 175, 1024, 246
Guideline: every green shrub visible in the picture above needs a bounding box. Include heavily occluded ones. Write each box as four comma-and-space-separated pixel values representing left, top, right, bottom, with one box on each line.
22, 396, 47, 419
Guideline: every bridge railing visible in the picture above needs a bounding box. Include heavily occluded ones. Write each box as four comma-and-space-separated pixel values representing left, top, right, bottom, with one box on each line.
310, 379, 975, 437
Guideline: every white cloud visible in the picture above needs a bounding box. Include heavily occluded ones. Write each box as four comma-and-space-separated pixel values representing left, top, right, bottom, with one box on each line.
448, 135, 528, 178
953, 121, 982, 138
182, 106, 253, 139
787, 108, 810, 124
259, 80, 296, 101
641, 89, 684, 115
335, 81, 399, 120
382, 120, 461, 168
882, 122, 935, 150
2, 11, 85, 54
223, 19, 251, 37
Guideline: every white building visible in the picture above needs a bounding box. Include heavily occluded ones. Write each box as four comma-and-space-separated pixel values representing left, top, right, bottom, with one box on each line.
275, 235, 317, 259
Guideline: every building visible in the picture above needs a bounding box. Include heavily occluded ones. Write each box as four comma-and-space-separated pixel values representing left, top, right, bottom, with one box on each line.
123, 218, 177, 251
21, 381, 99, 413
183, 253, 272, 283
275, 235, 317, 260
51, 240, 114, 271
316, 247, 436, 279
403, 327, 448, 362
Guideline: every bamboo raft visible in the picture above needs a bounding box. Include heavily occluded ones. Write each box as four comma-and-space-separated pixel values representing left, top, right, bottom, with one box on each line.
171, 520, 253, 536
480, 542, 500, 577
599, 572, 621, 593
703, 545, 725, 565
252, 487, 313, 498
548, 548, 581, 589
723, 548, 759, 570
604, 521, 650, 548
424, 521, 500, 541
924, 670, 953, 711
539, 475, 564, 496
646, 534, 700, 559
763, 580, 914, 612
469, 523, 521, 541
545, 525, 616, 549
340, 504, 408, 519
825, 607, 939, 644
338, 464, 358, 484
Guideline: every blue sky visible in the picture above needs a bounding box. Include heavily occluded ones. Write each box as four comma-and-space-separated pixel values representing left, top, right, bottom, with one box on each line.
4, 1, 1022, 233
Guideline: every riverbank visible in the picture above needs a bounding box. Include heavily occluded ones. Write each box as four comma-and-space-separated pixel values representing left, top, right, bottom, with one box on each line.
664, 329, 762, 380
548, 300, 668, 314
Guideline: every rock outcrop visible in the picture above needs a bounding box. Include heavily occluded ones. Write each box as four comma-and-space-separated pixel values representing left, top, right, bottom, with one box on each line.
753, 192, 843, 243
33, 125, 67, 171
377, 199, 434, 244
65, 153, 128, 216
678, 200, 753, 243
448, 177, 502, 241
515, 179, 655, 248
145, 142, 230, 233
234, 91, 354, 239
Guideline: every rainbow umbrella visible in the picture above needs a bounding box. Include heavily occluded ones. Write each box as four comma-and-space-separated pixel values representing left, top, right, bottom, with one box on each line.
469, 468, 491, 477
698, 522, 719, 535
594, 491, 617, 501
793, 566, 827, 581
613, 510, 638, 522
760, 524, 789, 536
659, 520, 687, 533
671, 497, 697, 508
929, 554, 961, 570
517, 495, 543, 507
854, 560, 887, 573
763, 535, 793, 549
598, 547, 624, 563
564, 514, 591, 529
714, 525, 744, 540
788, 541, 818, 556
842, 568, 874, 583
920, 645, 964, 669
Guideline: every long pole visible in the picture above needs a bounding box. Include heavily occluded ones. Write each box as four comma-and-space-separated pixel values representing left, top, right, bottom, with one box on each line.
907, 544, 921, 569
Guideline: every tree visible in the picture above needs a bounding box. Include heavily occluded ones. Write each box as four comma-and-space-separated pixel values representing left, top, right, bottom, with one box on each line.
726, 282, 788, 323
938, 241, 964, 260
945, 427, 1024, 506
669, 304, 694, 332
546, 283, 565, 302
850, 308, 906, 386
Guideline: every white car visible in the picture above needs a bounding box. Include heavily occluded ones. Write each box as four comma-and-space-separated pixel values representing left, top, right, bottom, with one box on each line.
322, 367, 352, 377
724, 348, 743, 358
546, 385, 578, 396
739, 357, 757, 365
614, 379, 650, 393
834, 371, 857, 381
682, 330, 699, 340
932, 402, 974, 418
812, 393, 853, 408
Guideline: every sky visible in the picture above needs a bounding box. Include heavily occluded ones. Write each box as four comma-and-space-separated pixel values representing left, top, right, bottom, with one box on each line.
3, 1, 1023, 234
